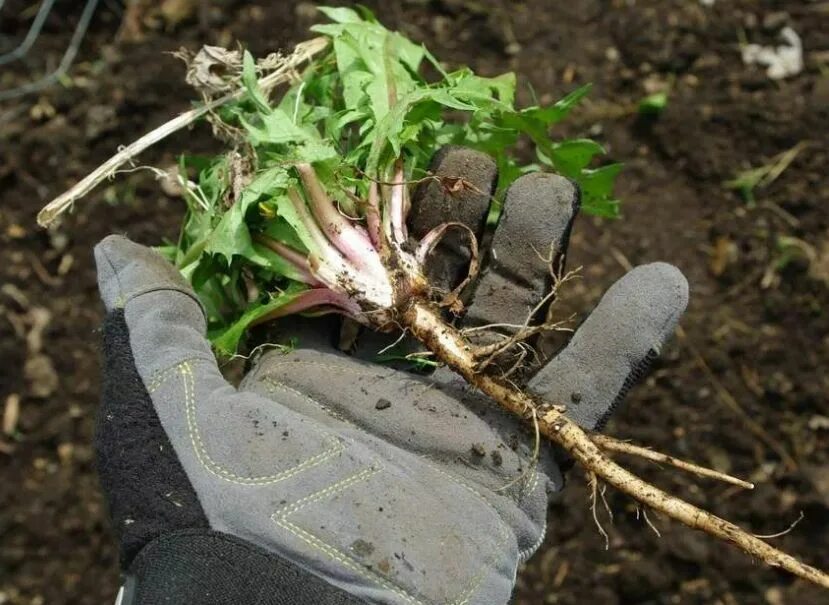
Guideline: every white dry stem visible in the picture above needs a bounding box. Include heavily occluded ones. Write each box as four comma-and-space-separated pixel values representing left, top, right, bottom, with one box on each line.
37, 37, 330, 227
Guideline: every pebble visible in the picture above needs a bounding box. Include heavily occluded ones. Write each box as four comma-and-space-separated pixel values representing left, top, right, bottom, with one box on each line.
24, 354, 58, 399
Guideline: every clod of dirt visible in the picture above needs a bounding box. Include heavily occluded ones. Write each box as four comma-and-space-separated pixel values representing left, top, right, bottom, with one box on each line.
294, 2, 318, 21
25, 308, 52, 354
470, 442, 486, 457
120, 0, 198, 41
375, 398, 392, 410
24, 354, 58, 399
709, 235, 738, 277
807, 415, 829, 431
490, 449, 503, 466
350, 539, 375, 558
85, 105, 118, 140
57, 443, 74, 466
6, 224, 27, 239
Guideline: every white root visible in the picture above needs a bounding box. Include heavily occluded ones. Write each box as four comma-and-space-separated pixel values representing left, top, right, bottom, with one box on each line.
591, 434, 755, 490
588, 472, 611, 550
403, 300, 829, 589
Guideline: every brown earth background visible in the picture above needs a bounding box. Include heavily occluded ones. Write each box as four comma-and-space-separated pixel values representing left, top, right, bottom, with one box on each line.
1, 1, 828, 604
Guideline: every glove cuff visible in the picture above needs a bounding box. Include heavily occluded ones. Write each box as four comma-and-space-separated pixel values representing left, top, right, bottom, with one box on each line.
119, 529, 367, 605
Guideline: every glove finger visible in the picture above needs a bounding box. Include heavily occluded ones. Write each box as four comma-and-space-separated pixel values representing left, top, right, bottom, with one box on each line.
94, 234, 230, 394
459, 172, 580, 372
94, 234, 227, 564
407, 145, 498, 292
528, 262, 689, 430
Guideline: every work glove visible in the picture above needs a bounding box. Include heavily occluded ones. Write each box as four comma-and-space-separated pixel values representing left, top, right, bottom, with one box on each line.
94, 146, 688, 605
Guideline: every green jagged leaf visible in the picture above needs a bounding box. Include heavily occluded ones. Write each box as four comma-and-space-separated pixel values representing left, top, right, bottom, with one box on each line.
579, 163, 623, 217
211, 285, 308, 355
531, 83, 592, 125
313, 13, 423, 129
241, 50, 272, 114
175, 7, 622, 353
315, 6, 365, 25
204, 203, 252, 265
240, 109, 315, 146
545, 139, 606, 177
270, 193, 323, 259
447, 69, 516, 107
205, 167, 294, 264
580, 163, 623, 198
154, 245, 178, 263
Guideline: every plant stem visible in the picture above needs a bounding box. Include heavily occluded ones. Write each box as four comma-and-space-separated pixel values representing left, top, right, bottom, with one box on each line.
402, 300, 829, 589
295, 163, 386, 281
252, 288, 361, 326
366, 181, 382, 247
389, 159, 407, 244
252, 235, 321, 286
286, 187, 351, 277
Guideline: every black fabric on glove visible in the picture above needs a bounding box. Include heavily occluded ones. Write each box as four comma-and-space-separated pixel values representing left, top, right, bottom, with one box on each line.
97, 310, 209, 566
596, 347, 660, 431
124, 530, 368, 605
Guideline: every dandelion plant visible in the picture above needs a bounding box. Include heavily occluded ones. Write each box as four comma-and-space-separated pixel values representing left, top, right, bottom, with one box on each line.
38, 6, 829, 589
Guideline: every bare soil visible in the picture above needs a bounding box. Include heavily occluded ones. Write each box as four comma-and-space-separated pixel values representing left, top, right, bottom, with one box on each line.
1, 1, 827, 604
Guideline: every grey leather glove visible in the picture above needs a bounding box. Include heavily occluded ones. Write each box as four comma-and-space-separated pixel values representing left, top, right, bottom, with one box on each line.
94, 147, 688, 605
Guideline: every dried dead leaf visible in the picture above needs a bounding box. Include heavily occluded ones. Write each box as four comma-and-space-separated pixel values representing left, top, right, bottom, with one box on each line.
185, 45, 243, 95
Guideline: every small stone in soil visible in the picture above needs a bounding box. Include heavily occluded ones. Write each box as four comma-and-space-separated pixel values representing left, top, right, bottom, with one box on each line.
375, 398, 392, 410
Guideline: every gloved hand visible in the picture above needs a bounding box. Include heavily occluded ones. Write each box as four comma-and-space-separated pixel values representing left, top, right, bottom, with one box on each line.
94, 147, 688, 605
